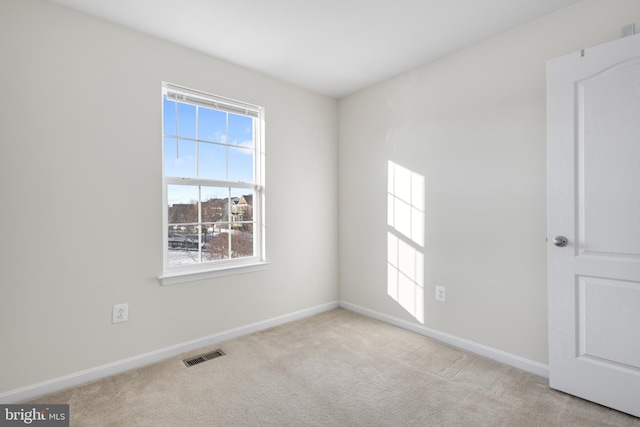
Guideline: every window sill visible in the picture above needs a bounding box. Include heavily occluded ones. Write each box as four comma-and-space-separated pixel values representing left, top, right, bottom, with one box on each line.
159, 261, 269, 286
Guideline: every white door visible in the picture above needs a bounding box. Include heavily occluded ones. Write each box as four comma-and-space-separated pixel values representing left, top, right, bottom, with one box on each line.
547, 33, 640, 417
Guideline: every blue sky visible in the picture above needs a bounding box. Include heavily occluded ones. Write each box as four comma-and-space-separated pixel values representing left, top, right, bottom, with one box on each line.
164, 96, 254, 205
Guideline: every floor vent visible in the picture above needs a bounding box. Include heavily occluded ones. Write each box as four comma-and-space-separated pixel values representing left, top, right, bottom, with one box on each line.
183, 349, 225, 367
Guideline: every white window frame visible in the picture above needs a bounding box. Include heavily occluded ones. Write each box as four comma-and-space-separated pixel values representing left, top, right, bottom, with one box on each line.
159, 82, 267, 285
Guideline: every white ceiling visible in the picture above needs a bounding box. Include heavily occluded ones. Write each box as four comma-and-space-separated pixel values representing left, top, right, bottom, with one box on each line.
46, 0, 582, 98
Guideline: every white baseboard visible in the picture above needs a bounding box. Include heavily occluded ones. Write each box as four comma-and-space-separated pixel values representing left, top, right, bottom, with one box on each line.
0, 301, 339, 404
339, 300, 549, 378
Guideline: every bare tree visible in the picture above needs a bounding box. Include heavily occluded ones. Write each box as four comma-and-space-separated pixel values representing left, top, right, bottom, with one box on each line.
168, 202, 197, 224
231, 233, 253, 258
204, 233, 229, 260
204, 232, 253, 259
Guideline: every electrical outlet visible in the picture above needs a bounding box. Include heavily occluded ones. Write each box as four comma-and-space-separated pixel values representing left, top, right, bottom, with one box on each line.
435, 286, 446, 302
112, 303, 129, 323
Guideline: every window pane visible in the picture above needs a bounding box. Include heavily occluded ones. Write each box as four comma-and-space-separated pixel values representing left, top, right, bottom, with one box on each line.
168, 185, 199, 224
230, 188, 253, 258
163, 137, 178, 175
201, 223, 219, 250
228, 114, 253, 147
231, 224, 253, 258
199, 107, 226, 143
230, 189, 253, 222
198, 142, 227, 180
163, 96, 176, 136
167, 226, 200, 267
201, 186, 230, 222
164, 138, 196, 178
177, 102, 196, 139
228, 146, 253, 182
203, 226, 230, 261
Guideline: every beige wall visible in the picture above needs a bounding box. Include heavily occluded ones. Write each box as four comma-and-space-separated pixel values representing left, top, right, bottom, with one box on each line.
0, 0, 338, 394
338, 0, 640, 364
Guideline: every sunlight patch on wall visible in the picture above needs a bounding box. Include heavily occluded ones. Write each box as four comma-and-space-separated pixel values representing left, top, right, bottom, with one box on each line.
388, 161, 425, 246
387, 161, 425, 323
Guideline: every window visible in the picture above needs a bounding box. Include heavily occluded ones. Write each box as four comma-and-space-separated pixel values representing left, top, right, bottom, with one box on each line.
160, 83, 266, 285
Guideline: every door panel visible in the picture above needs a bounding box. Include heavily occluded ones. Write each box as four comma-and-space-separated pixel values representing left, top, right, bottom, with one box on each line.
547, 33, 640, 417
579, 60, 640, 256
578, 276, 640, 369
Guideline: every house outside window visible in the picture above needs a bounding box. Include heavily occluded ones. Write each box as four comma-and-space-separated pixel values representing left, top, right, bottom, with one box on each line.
160, 83, 266, 285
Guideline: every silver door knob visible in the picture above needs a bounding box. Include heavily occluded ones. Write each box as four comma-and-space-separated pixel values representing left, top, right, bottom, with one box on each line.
553, 236, 568, 247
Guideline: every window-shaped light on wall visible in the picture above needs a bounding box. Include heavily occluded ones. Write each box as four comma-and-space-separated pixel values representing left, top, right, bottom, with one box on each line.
387, 161, 426, 323
387, 161, 425, 247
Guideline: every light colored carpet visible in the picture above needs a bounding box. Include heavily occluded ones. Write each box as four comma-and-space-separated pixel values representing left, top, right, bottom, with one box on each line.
27, 308, 640, 426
